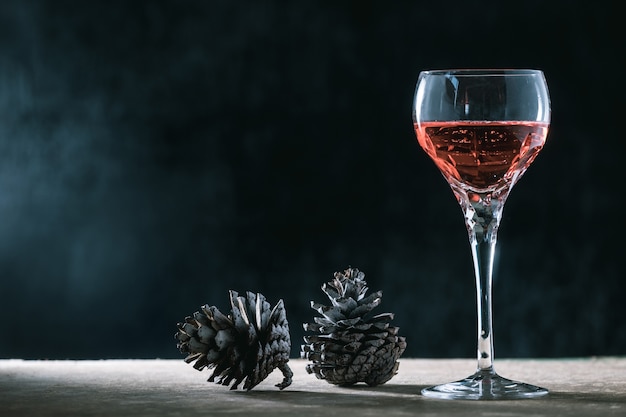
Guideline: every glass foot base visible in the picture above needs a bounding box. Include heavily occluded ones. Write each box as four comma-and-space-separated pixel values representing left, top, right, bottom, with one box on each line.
421, 371, 548, 400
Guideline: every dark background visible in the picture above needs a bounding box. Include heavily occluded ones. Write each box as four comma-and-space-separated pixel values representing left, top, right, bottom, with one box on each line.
0, 1, 623, 360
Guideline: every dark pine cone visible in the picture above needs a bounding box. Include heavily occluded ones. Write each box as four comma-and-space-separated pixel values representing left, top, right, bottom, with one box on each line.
301, 267, 407, 386
175, 290, 293, 390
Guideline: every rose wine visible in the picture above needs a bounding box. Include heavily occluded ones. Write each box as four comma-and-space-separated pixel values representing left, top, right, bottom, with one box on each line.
414, 121, 549, 191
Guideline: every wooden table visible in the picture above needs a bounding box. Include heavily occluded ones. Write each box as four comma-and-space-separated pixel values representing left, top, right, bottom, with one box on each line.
1, 358, 624, 416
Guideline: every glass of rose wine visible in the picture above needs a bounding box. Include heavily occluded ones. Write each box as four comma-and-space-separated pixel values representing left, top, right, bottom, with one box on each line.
412, 69, 550, 400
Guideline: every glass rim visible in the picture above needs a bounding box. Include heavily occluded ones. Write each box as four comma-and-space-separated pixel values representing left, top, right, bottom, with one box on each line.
420, 69, 544, 77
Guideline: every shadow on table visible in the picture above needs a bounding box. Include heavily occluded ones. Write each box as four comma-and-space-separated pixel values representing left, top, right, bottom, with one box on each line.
547, 391, 626, 405
240, 385, 429, 414
241, 384, 626, 415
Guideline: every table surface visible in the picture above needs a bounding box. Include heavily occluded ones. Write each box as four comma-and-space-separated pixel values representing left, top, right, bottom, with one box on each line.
1, 357, 625, 416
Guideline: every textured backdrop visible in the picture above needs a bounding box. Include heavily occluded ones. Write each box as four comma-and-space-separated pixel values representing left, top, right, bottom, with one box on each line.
0, 0, 622, 360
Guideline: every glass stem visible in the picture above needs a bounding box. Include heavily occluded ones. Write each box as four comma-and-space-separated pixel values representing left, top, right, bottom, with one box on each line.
457, 190, 508, 374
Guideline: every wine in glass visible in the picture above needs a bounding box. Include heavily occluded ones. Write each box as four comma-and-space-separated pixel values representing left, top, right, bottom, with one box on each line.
412, 69, 550, 400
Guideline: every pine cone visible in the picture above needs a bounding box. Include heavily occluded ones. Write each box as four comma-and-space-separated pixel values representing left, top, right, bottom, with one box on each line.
301, 267, 407, 386
175, 290, 293, 390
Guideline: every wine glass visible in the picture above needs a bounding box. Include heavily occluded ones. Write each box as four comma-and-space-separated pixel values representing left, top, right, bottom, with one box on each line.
412, 69, 550, 400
